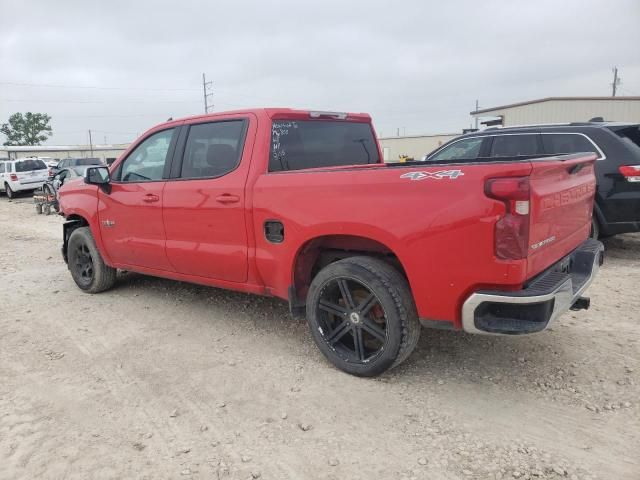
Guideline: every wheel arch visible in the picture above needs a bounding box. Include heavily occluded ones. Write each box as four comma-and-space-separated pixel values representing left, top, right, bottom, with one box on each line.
61, 210, 112, 266
288, 233, 411, 313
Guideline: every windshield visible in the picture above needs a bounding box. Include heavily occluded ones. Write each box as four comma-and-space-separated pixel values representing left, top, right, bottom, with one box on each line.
269, 120, 379, 172
15, 159, 47, 172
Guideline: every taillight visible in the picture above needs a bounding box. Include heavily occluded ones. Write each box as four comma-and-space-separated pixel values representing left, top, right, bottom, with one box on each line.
485, 177, 530, 260
619, 165, 640, 182
10, 174, 18, 181
48, 168, 53, 176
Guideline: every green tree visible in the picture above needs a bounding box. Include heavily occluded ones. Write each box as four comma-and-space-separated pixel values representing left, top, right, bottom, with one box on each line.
1, 112, 53, 146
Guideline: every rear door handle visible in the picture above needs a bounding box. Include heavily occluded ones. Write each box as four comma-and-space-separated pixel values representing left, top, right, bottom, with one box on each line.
143, 193, 160, 203
216, 194, 240, 204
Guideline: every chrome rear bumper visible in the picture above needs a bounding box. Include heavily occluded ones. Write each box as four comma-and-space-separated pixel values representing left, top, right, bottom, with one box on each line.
462, 239, 604, 335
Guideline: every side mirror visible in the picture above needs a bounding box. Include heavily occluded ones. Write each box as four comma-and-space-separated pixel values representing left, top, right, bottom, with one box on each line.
84, 166, 110, 185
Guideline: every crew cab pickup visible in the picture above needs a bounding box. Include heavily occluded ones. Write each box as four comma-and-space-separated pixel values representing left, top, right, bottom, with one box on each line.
58, 108, 604, 376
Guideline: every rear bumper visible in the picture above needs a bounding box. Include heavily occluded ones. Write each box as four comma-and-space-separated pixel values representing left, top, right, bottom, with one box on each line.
462, 239, 604, 335
13, 181, 45, 191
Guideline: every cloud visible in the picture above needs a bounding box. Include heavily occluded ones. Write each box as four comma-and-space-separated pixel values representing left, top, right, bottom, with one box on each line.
1, 0, 638, 144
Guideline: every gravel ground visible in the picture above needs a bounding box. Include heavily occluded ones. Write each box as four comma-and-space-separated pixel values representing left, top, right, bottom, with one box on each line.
0, 195, 638, 480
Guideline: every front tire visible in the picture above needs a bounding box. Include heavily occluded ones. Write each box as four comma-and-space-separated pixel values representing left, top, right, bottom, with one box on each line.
67, 227, 116, 293
306, 256, 420, 377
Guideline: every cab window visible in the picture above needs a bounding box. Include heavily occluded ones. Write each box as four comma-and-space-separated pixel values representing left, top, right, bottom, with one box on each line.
180, 121, 246, 179
117, 129, 175, 182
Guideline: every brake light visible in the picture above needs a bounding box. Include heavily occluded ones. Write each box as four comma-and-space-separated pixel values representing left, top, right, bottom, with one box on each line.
485, 177, 530, 260
48, 168, 53, 176
10, 174, 18, 181
619, 165, 640, 182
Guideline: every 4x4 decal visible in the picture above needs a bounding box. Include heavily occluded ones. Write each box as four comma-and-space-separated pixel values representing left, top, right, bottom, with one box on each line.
400, 170, 464, 181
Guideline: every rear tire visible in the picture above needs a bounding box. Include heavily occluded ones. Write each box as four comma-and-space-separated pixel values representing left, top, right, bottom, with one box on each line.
67, 227, 116, 293
35, 204, 43, 214
5, 183, 14, 199
306, 256, 420, 377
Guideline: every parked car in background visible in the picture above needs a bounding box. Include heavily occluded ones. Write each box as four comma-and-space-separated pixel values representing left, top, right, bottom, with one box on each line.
51, 165, 92, 193
0, 158, 49, 198
49, 157, 103, 178
58, 108, 602, 377
423, 121, 640, 238
34, 165, 93, 215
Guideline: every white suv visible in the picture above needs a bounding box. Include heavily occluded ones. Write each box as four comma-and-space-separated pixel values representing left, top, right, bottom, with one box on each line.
0, 158, 49, 198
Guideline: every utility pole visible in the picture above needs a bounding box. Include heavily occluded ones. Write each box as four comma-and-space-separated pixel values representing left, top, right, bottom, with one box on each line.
202, 73, 213, 113
474, 99, 479, 129
88, 129, 93, 156
611, 67, 621, 97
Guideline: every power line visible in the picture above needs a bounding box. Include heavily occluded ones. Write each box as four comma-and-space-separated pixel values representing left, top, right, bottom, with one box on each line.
0, 98, 201, 104
619, 87, 640, 96
0, 81, 199, 92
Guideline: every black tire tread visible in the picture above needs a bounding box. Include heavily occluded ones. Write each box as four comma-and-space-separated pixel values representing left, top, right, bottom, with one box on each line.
68, 227, 116, 294
306, 255, 420, 376
339, 256, 420, 369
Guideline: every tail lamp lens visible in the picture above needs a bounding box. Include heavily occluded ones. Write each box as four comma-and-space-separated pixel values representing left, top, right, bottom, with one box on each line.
619, 165, 640, 182
10, 174, 18, 181
485, 177, 531, 260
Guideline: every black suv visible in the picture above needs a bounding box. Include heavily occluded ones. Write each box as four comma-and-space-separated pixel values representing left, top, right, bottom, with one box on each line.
49, 157, 103, 178
424, 122, 640, 238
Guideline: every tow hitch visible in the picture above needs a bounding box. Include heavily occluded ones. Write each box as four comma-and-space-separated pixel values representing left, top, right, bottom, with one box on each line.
570, 296, 591, 311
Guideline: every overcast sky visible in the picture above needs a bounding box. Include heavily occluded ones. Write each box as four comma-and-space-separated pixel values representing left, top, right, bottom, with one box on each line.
1, 0, 639, 145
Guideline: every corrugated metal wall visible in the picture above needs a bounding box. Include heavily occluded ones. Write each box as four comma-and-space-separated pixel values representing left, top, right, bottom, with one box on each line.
378, 134, 457, 162
479, 99, 640, 126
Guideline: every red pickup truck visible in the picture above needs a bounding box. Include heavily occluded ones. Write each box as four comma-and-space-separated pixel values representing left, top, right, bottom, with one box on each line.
58, 108, 604, 376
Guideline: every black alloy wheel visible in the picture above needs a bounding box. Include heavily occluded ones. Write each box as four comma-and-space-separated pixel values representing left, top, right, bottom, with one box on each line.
306, 256, 420, 377
73, 242, 94, 288
316, 277, 388, 364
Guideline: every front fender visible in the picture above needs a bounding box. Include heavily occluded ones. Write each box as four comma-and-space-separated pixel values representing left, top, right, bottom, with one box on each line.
59, 185, 113, 266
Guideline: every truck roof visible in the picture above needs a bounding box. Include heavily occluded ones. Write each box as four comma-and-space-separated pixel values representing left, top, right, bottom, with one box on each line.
153, 108, 373, 132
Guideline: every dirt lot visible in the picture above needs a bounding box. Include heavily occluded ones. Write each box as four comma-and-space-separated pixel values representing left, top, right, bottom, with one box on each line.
0, 196, 638, 480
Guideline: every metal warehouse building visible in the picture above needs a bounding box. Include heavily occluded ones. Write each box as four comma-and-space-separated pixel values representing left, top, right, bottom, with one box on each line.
0, 144, 128, 163
471, 96, 640, 127
378, 133, 458, 162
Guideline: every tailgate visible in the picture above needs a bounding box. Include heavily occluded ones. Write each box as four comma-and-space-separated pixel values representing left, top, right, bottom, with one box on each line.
527, 153, 597, 277
18, 169, 48, 185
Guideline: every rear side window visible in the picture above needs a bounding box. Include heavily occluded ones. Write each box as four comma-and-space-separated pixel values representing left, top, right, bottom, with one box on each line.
609, 126, 640, 156
542, 134, 601, 158
489, 135, 540, 157
15, 159, 46, 172
427, 137, 483, 162
181, 120, 245, 179
269, 120, 379, 172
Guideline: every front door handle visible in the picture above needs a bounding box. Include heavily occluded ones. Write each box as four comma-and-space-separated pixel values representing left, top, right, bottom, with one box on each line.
143, 193, 160, 203
216, 194, 240, 204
